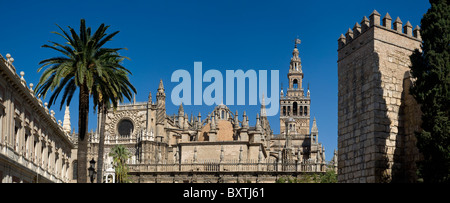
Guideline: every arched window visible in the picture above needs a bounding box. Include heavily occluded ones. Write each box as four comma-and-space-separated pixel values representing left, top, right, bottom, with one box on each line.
293, 79, 298, 89
221, 110, 225, 119
293, 102, 298, 115
300, 106, 303, 116
283, 106, 286, 116
304, 106, 308, 116
287, 106, 291, 116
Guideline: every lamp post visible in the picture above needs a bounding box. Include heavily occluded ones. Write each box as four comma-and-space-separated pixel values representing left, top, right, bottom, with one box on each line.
88, 158, 96, 183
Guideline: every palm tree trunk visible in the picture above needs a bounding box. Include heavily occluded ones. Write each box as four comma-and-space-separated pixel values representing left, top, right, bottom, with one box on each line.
77, 84, 89, 183
96, 102, 107, 183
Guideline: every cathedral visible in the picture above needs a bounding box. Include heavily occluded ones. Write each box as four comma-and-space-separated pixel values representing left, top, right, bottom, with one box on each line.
85, 40, 329, 183
0, 40, 331, 183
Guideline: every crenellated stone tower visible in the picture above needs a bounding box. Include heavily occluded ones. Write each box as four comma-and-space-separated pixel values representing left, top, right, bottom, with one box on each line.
337, 10, 423, 183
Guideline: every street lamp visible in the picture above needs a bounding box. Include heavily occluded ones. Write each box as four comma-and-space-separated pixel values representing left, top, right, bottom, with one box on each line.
88, 158, 96, 183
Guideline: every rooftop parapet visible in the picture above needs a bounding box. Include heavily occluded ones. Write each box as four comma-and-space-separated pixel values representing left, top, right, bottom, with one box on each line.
338, 10, 421, 50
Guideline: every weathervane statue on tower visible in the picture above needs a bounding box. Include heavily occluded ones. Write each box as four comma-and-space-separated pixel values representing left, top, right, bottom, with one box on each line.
295, 37, 301, 48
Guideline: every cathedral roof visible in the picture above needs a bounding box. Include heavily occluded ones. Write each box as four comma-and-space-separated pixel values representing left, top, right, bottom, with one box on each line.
199, 119, 235, 141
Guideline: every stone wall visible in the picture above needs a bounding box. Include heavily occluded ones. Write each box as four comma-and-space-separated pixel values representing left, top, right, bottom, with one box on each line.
337, 11, 422, 183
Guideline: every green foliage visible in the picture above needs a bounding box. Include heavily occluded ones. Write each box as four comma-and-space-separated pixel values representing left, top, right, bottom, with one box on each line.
319, 170, 338, 183
109, 145, 132, 183
35, 19, 134, 183
35, 19, 127, 110
36, 19, 128, 183
409, 0, 450, 183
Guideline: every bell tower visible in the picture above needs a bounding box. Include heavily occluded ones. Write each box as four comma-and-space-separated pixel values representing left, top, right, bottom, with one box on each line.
288, 39, 304, 94
280, 39, 311, 135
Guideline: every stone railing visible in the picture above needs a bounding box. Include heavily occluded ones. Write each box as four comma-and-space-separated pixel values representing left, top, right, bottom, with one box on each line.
128, 159, 327, 173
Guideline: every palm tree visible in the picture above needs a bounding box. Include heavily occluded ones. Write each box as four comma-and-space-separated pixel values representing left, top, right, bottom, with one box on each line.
35, 19, 125, 183
109, 145, 131, 183
92, 55, 136, 183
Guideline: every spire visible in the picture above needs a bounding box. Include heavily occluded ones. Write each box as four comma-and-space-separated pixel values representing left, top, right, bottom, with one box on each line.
307, 83, 310, 97
260, 93, 267, 117
178, 103, 184, 116
311, 117, 318, 133
290, 38, 302, 72
255, 113, 262, 131
242, 111, 249, 129
210, 114, 217, 132
63, 105, 71, 133
234, 110, 240, 129
156, 79, 166, 127
158, 79, 164, 92
148, 91, 152, 103
156, 80, 166, 104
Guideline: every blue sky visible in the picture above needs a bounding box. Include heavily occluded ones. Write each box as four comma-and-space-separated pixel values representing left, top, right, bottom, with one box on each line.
0, 0, 430, 161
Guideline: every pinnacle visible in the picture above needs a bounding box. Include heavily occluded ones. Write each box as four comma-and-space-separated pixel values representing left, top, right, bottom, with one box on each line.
158, 79, 164, 89
178, 102, 184, 113
311, 117, 318, 132
383, 12, 392, 20
405, 21, 412, 27
362, 16, 369, 22
394, 16, 402, 23
371, 9, 380, 16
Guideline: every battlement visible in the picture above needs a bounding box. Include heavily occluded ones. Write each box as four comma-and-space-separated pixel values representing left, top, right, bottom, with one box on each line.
338, 10, 421, 50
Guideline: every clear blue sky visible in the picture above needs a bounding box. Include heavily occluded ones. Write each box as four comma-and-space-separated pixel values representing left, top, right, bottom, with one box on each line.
0, 0, 430, 161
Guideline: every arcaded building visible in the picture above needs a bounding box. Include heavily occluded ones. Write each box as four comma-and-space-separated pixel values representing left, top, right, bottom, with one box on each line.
0, 53, 76, 183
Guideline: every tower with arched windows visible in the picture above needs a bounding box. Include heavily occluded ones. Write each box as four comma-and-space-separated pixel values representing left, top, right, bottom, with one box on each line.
274, 39, 325, 163
280, 39, 311, 135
